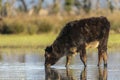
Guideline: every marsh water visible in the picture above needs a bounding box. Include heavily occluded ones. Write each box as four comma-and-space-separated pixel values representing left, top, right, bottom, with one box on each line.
0, 50, 119, 80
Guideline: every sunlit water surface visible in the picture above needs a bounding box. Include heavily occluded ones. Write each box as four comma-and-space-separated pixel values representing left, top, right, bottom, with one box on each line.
0, 51, 119, 80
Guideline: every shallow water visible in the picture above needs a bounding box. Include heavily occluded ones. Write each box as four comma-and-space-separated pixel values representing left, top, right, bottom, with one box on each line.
0, 51, 119, 80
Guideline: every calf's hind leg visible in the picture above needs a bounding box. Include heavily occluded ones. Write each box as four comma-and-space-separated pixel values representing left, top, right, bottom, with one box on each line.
98, 47, 108, 67
98, 52, 103, 67
103, 51, 108, 67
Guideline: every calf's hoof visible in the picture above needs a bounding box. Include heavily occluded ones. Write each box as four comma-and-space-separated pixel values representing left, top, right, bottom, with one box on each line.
65, 65, 69, 68
97, 64, 100, 67
104, 64, 107, 67
84, 65, 87, 67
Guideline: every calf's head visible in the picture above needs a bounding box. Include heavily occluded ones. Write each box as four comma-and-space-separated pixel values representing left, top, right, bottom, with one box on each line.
44, 46, 59, 67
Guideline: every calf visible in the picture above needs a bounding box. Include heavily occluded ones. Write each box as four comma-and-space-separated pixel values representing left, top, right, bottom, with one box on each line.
45, 16, 110, 67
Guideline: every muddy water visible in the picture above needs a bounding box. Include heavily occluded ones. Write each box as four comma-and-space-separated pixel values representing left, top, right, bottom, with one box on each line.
0, 51, 119, 80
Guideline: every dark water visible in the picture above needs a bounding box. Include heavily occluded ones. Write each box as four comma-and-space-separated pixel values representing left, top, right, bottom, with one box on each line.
0, 51, 119, 80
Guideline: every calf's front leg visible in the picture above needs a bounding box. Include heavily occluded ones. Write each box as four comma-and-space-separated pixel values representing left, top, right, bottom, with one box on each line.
80, 53, 87, 67
79, 48, 87, 67
65, 56, 72, 67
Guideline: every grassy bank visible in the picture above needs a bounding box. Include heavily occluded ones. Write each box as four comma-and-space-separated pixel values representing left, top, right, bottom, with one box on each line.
0, 33, 119, 50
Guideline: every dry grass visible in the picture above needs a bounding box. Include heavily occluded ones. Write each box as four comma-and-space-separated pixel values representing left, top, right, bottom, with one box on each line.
3, 11, 120, 33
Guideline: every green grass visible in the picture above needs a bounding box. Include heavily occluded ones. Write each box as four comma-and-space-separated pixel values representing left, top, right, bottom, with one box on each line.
108, 33, 120, 49
0, 33, 119, 51
0, 33, 57, 48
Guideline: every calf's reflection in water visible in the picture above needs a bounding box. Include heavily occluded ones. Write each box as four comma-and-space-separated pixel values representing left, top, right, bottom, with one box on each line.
80, 68, 87, 80
98, 67, 108, 80
45, 68, 77, 80
45, 67, 107, 80
45, 68, 75, 80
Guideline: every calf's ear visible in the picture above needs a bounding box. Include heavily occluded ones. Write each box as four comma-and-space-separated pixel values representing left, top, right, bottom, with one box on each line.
45, 46, 53, 53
